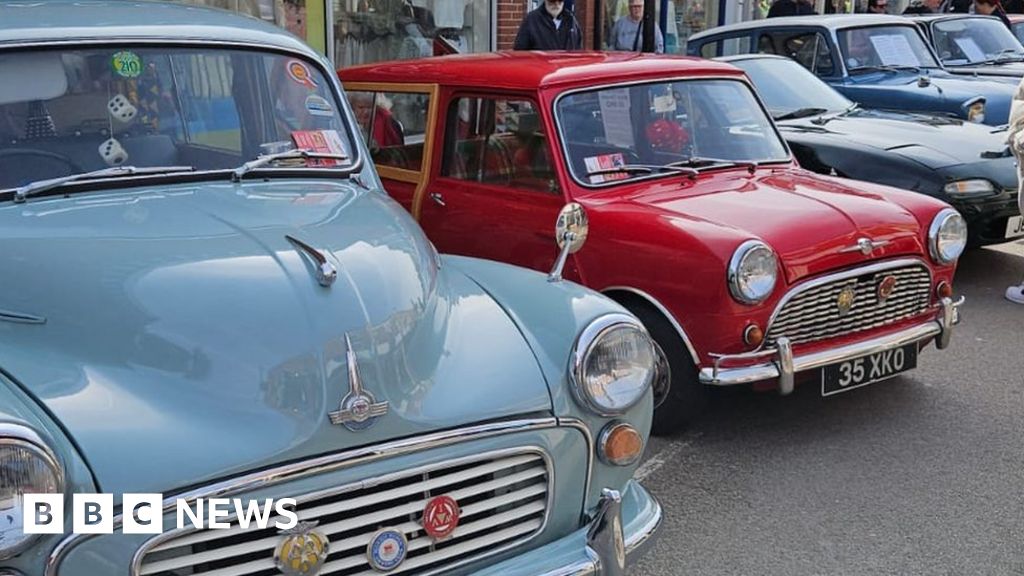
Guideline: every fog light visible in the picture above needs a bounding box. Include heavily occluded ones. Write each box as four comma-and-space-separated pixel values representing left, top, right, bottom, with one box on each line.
743, 324, 764, 347
598, 422, 643, 466
937, 281, 953, 299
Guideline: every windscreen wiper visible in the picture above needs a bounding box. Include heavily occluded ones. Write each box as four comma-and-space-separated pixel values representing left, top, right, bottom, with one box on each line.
585, 163, 699, 179
849, 65, 921, 75
668, 157, 760, 173
11, 165, 195, 203
773, 107, 829, 121
988, 48, 1024, 64
232, 149, 349, 181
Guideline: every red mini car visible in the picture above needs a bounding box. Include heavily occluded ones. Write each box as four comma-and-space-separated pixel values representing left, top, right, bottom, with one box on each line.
339, 52, 965, 434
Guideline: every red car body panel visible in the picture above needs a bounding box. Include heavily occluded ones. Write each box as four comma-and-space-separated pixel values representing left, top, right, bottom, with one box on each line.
340, 52, 958, 378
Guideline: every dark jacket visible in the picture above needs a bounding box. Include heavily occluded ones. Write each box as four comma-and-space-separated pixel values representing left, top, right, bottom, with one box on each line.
767, 0, 816, 17
513, 7, 582, 50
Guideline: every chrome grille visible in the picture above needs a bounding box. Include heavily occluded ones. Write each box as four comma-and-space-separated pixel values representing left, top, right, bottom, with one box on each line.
765, 263, 932, 346
138, 450, 550, 576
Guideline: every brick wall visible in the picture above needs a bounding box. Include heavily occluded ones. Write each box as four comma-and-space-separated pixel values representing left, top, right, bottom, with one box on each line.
496, 0, 595, 49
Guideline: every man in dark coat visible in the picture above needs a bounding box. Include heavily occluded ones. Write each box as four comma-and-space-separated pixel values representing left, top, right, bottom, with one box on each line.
513, 0, 582, 50
767, 0, 816, 17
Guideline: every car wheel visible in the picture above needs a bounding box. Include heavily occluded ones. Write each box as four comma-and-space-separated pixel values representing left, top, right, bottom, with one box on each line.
631, 305, 708, 436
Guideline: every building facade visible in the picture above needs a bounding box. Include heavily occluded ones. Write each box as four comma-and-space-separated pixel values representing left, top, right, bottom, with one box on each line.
178, 0, 848, 67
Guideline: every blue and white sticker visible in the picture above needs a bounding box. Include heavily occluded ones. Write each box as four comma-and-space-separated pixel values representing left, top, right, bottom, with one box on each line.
367, 528, 407, 571
305, 94, 334, 117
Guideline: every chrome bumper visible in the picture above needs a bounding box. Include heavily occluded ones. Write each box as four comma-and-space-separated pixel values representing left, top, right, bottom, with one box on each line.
473, 480, 661, 576
699, 296, 964, 394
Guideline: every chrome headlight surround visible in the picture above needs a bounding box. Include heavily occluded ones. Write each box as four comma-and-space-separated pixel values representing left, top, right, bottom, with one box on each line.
962, 96, 986, 124
0, 423, 64, 560
570, 314, 656, 417
727, 240, 778, 305
928, 208, 968, 265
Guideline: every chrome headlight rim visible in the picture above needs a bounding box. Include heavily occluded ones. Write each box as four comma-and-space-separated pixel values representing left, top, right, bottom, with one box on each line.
928, 208, 968, 265
570, 313, 655, 417
962, 96, 986, 123
0, 422, 64, 560
727, 239, 778, 306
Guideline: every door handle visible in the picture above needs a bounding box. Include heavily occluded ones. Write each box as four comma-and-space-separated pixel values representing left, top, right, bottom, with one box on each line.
429, 192, 446, 207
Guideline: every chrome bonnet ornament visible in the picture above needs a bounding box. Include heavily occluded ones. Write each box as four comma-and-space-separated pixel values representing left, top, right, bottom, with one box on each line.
329, 334, 388, 431
839, 237, 890, 256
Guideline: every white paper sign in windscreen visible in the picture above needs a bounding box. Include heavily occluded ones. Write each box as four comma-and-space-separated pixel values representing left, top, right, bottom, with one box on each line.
598, 89, 635, 148
869, 34, 920, 67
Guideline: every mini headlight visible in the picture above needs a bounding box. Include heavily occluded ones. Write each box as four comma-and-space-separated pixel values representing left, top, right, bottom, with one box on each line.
728, 240, 778, 305
943, 179, 996, 199
0, 425, 63, 559
964, 98, 986, 124
571, 314, 656, 416
928, 208, 968, 265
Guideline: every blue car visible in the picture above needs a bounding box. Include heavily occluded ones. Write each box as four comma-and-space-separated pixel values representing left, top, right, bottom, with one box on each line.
0, 2, 662, 574
687, 14, 1014, 126
909, 14, 1024, 82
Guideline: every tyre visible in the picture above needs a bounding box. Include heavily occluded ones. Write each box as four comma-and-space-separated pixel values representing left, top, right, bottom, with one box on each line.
631, 305, 708, 436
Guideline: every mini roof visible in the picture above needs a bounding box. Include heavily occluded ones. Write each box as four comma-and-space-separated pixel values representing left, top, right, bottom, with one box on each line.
340, 51, 745, 91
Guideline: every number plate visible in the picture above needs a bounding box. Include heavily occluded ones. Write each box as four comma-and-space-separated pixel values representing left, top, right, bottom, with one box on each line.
1005, 215, 1024, 239
821, 344, 918, 396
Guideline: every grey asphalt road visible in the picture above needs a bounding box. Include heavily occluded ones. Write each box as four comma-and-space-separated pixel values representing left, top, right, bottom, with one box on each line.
631, 242, 1024, 576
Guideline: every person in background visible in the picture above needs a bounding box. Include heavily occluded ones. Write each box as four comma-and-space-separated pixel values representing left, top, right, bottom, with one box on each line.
973, 0, 1013, 27
349, 92, 403, 149
767, 0, 816, 17
1006, 75, 1024, 303
513, 0, 582, 50
903, 0, 939, 14
610, 0, 665, 52
866, 0, 888, 13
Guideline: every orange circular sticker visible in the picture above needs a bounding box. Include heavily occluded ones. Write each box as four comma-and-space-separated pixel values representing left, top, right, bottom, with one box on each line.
286, 60, 317, 89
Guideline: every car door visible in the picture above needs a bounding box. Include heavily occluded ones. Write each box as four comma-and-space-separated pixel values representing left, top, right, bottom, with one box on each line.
343, 83, 438, 213
417, 92, 572, 275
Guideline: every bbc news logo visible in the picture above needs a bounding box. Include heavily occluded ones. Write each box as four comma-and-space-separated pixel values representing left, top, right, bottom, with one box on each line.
21, 494, 299, 534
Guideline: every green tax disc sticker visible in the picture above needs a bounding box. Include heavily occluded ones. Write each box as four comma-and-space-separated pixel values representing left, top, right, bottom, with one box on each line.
112, 51, 143, 78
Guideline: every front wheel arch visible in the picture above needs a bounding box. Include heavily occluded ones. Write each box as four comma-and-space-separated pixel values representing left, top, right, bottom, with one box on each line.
602, 289, 708, 435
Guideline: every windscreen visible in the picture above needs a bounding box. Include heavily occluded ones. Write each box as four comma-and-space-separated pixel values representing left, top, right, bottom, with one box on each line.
0, 47, 356, 190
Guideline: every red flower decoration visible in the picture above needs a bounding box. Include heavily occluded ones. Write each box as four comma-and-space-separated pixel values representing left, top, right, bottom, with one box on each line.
645, 119, 689, 152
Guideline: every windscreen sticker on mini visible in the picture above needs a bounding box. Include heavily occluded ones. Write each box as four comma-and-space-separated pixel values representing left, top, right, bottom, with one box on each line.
584, 152, 628, 184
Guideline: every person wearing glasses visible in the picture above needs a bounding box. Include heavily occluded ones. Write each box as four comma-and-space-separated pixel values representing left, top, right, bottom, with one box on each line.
513, 0, 582, 50
609, 0, 664, 52
866, 0, 888, 13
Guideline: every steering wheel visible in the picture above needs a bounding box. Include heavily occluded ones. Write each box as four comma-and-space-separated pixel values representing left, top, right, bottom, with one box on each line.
0, 148, 82, 188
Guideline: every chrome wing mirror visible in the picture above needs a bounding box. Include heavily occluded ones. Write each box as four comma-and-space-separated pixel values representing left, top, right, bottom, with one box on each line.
548, 202, 589, 282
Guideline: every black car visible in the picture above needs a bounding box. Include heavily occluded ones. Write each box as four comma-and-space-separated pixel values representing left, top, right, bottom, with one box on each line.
724, 54, 1021, 246
909, 14, 1024, 82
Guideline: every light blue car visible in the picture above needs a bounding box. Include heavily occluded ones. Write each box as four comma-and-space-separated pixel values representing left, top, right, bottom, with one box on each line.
0, 2, 661, 574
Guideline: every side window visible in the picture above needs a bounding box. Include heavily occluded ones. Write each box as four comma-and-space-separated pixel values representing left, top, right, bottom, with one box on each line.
173, 54, 242, 153
346, 89, 429, 171
762, 31, 834, 76
441, 96, 558, 193
700, 36, 752, 58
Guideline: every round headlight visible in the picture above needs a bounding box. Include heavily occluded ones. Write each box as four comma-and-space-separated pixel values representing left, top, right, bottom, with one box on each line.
571, 314, 656, 416
928, 208, 967, 265
728, 240, 778, 305
0, 425, 63, 559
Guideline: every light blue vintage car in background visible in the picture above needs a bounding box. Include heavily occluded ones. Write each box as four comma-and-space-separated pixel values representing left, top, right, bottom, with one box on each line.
0, 2, 661, 574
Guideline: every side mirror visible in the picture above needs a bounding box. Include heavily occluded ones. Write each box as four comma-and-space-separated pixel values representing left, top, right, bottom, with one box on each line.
548, 202, 589, 282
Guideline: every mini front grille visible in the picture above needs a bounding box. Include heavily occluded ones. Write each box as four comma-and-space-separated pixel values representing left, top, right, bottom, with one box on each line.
137, 451, 550, 576
765, 263, 932, 347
